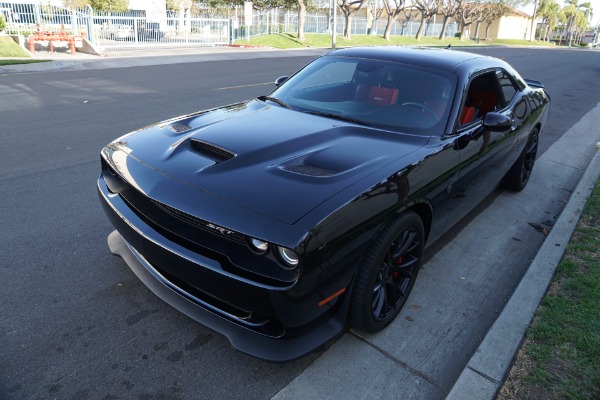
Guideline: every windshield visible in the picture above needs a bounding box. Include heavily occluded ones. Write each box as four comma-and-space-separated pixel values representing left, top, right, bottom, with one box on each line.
270, 56, 456, 135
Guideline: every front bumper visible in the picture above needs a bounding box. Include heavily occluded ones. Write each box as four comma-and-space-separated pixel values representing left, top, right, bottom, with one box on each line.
107, 230, 345, 362
98, 176, 347, 362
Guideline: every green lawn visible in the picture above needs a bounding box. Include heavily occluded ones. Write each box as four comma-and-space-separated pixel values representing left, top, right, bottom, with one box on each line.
0, 35, 30, 57
233, 33, 556, 49
499, 180, 600, 399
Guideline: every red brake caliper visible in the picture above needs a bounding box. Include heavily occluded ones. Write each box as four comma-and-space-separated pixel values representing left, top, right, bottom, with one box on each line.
392, 256, 403, 280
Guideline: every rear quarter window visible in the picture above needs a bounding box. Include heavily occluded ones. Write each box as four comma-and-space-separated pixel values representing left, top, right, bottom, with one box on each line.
496, 69, 518, 107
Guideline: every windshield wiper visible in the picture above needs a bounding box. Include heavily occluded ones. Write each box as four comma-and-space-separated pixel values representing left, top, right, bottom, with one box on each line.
257, 96, 294, 110
304, 110, 378, 128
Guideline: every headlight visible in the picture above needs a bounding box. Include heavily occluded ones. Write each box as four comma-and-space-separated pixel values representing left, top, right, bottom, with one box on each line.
248, 238, 268, 253
277, 246, 299, 269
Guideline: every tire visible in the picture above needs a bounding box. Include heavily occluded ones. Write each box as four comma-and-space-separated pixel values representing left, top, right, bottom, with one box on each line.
349, 211, 424, 333
502, 128, 539, 192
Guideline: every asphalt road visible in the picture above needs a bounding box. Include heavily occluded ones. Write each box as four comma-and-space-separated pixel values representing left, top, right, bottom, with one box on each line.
1, 47, 599, 400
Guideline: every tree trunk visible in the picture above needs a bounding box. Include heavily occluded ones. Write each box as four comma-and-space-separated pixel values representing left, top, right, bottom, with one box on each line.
415, 15, 426, 40
383, 14, 396, 41
485, 23, 491, 40
297, 0, 305, 40
460, 23, 471, 40
344, 13, 352, 38
438, 15, 450, 40
474, 21, 481, 39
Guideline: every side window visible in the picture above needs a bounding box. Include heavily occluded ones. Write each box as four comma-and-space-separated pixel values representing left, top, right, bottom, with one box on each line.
495, 69, 518, 108
459, 71, 501, 126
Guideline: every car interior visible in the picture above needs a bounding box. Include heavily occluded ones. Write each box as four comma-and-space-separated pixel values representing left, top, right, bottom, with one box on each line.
459, 72, 503, 125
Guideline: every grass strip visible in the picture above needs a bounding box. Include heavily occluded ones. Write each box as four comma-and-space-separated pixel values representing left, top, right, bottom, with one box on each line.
0, 59, 50, 66
233, 33, 556, 49
499, 179, 600, 399
0, 35, 31, 57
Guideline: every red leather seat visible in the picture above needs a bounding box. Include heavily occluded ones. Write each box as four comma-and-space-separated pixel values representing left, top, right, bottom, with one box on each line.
460, 106, 477, 125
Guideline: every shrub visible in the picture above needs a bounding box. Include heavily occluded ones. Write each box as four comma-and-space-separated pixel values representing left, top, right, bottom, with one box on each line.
0, 15, 6, 32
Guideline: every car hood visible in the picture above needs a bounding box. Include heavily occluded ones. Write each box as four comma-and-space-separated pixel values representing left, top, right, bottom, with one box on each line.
114, 100, 429, 224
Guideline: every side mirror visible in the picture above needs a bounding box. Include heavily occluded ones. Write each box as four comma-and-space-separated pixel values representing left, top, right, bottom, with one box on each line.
483, 112, 513, 133
275, 76, 289, 87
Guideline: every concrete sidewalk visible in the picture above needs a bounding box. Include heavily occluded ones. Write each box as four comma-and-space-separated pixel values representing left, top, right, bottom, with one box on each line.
0, 45, 328, 75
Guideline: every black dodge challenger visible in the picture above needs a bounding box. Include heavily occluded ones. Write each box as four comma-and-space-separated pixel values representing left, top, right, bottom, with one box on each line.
98, 47, 550, 361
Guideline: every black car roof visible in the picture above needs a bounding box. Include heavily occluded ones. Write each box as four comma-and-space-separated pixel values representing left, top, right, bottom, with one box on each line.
327, 46, 488, 73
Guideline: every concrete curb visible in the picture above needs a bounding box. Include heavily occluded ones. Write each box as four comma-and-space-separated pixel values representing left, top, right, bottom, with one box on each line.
446, 147, 600, 399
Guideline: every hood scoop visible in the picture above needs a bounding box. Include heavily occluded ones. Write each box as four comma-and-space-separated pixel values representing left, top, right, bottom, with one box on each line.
283, 164, 338, 177
169, 123, 193, 133
190, 139, 237, 163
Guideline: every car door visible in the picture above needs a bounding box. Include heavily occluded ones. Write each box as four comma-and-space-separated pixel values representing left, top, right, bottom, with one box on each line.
426, 69, 524, 242
452, 69, 522, 200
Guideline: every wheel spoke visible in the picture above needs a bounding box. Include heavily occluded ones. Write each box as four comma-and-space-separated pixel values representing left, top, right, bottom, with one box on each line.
393, 255, 418, 271
372, 286, 386, 317
385, 280, 400, 308
391, 230, 416, 259
398, 279, 410, 297
372, 274, 383, 294
391, 261, 416, 279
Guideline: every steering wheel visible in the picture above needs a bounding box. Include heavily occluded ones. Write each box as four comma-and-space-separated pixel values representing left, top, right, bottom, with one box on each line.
401, 102, 438, 119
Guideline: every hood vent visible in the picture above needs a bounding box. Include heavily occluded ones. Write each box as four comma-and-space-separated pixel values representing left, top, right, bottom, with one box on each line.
169, 123, 193, 133
189, 140, 236, 163
283, 164, 338, 177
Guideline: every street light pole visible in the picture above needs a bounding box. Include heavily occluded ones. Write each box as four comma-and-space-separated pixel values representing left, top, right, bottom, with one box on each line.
332, 0, 337, 49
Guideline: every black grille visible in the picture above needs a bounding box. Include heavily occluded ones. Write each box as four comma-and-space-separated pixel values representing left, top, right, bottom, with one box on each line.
283, 164, 338, 177
190, 140, 236, 163
150, 200, 246, 244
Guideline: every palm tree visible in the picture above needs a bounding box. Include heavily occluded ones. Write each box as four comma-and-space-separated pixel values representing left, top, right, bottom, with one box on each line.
536, 0, 561, 41
562, 0, 591, 46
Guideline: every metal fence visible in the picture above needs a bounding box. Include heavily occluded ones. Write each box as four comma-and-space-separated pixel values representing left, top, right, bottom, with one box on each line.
91, 10, 230, 50
0, 2, 232, 50
1, 2, 458, 51
0, 1, 89, 35
233, 10, 457, 40
280, 12, 458, 38
232, 11, 280, 42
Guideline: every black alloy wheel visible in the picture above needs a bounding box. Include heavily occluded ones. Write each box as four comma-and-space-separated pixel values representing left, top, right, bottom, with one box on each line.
503, 128, 539, 191
350, 211, 424, 333
520, 133, 539, 185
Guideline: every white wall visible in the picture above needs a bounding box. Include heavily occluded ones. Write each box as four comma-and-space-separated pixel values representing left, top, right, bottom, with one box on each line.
497, 15, 531, 40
